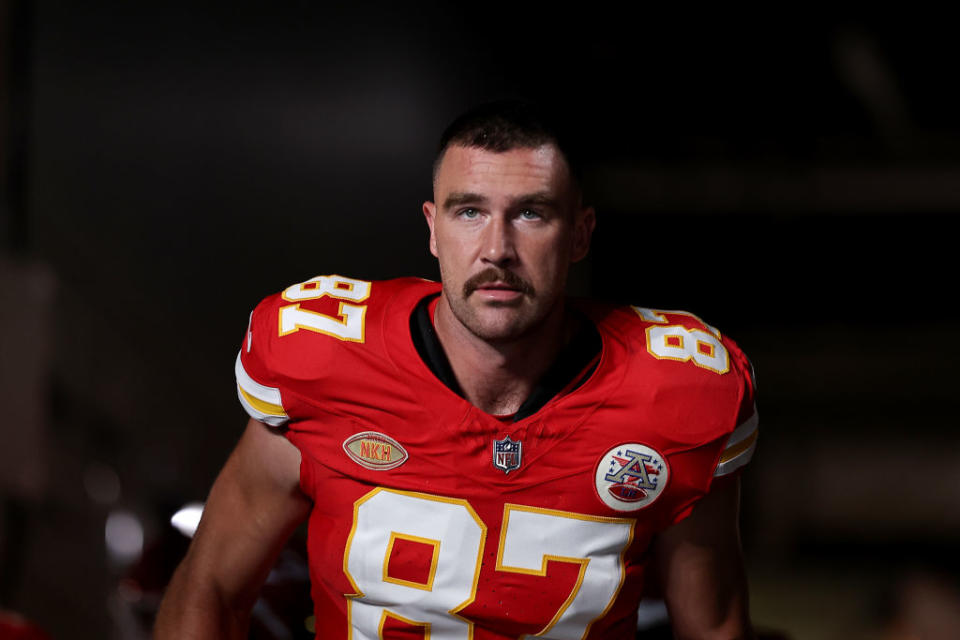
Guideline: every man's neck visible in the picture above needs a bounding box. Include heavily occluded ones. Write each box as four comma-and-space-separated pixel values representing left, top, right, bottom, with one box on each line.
432, 295, 572, 416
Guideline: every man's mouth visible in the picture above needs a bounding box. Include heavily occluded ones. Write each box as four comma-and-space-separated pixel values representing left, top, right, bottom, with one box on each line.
477, 282, 517, 291
474, 282, 523, 302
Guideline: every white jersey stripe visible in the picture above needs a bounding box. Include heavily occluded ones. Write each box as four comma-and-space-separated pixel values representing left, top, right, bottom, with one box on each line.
235, 352, 288, 427
237, 386, 288, 427
714, 438, 757, 477
235, 352, 284, 406
237, 385, 285, 417
713, 404, 759, 476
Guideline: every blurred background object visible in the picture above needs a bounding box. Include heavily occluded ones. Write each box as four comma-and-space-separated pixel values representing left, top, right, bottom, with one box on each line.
2, 3, 958, 638
0, 608, 53, 640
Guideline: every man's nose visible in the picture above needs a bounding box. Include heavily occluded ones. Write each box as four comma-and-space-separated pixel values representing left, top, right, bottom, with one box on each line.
481, 214, 517, 266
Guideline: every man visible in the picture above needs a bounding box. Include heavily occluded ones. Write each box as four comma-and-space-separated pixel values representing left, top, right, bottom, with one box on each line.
155, 101, 758, 639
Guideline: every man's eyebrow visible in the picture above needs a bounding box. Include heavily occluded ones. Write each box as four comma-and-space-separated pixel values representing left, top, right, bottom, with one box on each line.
443, 192, 487, 209
514, 192, 560, 208
442, 191, 561, 210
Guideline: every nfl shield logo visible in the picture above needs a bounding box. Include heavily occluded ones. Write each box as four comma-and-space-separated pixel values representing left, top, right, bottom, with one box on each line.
493, 436, 522, 474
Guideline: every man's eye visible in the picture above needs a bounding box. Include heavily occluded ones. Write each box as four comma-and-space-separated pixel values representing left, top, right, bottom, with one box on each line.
459, 208, 479, 219
519, 209, 541, 220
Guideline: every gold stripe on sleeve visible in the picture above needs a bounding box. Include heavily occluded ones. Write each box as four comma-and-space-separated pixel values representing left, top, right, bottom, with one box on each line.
238, 385, 287, 417
718, 430, 758, 464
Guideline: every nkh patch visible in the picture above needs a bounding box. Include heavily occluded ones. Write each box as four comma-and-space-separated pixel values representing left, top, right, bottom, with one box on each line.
342, 431, 408, 470
594, 443, 669, 512
492, 435, 522, 474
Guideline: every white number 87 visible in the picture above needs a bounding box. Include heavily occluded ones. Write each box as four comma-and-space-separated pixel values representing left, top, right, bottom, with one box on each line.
344, 488, 634, 640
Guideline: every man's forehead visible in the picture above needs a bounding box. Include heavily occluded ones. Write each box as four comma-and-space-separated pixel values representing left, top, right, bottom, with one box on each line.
434, 144, 570, 196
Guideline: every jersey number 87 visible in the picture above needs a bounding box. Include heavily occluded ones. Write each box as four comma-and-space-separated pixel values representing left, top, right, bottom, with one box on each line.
344, 488, 635, 640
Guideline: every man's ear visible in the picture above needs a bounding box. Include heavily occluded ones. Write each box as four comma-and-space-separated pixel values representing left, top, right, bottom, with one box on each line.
571, 206, 596, 263
423, 201, 439, 258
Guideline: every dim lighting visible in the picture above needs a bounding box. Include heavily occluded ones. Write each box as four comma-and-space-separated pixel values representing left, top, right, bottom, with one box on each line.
84, 463, 121, 504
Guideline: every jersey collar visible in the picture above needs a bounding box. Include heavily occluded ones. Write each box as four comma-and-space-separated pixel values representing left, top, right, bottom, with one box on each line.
409, 293, 602, 422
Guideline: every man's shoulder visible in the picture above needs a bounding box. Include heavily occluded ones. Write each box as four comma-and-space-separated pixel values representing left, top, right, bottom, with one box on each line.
582, 299, 755, 424
579, 301, 751, 373
579, 301, 757, 474
235, 274, 439, 425
239, 275, 437, 386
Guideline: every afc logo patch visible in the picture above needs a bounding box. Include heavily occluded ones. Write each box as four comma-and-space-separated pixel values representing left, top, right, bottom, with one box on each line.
594, 443, 669, 512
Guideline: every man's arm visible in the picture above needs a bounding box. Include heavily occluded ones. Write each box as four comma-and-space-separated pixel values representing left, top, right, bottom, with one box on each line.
154, 418, 311, 639
654, 475, 754, 640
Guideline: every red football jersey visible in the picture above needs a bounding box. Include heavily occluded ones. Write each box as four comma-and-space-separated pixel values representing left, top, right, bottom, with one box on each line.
235, 276, 758, 640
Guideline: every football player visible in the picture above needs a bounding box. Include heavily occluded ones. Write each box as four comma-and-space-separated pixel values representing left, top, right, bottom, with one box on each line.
155, 101, 758, 639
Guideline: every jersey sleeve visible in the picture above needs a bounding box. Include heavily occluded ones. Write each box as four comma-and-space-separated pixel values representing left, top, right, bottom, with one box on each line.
235, 301, 290, 427
713, 349, 758, 477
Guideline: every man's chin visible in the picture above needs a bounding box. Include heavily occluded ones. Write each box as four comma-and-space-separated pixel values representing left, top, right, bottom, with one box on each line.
462, 309, 533, 342
481, 298, 525, 309
466, 326, 527, 344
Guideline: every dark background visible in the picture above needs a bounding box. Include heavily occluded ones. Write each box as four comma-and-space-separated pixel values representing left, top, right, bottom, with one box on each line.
2, 3, 958, 638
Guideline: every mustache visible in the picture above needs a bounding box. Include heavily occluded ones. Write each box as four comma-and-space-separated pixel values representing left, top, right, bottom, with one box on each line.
463, 268, 535, 297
